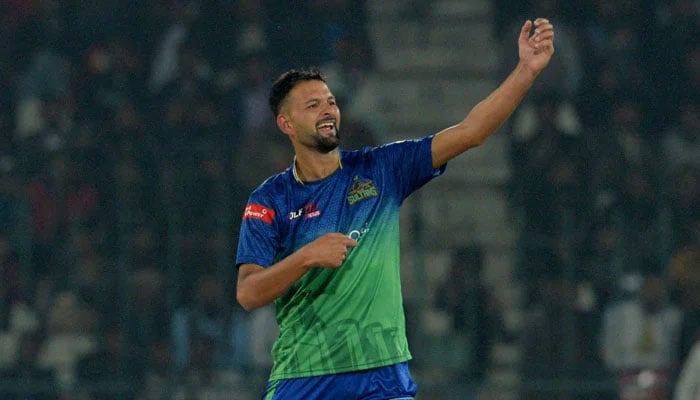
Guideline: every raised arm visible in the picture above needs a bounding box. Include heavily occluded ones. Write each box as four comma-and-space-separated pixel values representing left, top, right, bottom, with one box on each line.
431, 18, 555, 168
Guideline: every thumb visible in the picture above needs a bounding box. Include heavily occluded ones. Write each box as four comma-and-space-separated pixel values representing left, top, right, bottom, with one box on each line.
519, 20, 532, 44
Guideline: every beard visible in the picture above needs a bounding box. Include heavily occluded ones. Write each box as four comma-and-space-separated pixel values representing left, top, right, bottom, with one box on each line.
311, 126, 340, 153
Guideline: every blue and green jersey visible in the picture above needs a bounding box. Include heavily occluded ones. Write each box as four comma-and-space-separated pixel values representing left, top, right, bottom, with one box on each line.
236, 135, 445, 380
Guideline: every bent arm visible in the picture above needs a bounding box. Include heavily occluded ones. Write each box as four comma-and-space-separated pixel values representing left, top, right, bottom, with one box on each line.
431, 62, 539, 168
236, 252, 312, 312
236, 232, 357, 311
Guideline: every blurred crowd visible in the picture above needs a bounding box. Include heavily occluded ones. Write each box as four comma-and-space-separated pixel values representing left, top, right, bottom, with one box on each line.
491, 0, 699, 398
0, 0, 377, 399
0, 0, 698, 399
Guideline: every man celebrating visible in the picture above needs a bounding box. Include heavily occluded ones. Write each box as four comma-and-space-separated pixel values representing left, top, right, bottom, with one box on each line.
236, 18, 555, 400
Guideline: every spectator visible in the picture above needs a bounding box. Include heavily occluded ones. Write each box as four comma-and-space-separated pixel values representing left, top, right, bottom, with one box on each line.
601, 273, 682, 398
509, 92, 589, 291
147, 0, 205, 96
247, 304, 278, 375
76, 324, 146, 400
521, 268, 610, 400
434, 245, 505, 384
307, 0, 369, 66
321, 33, 383, 147
668, 232, 700, 369
177, 335, 227, 399
589, 96, 657, 194
231, 54, 293, 193
588, 96, 663, 268
0, 331, 59, 400
122, 269, 168, 362
79, 35, 149, 124
0, 234, 21, 328
61, 226, 109, 313
171, 274, 250, 373
649, 0, 699, 122
675, 337, 700, 400
512, 94, 588, 240
664, 167, 700, 251
138, 339, 173, 400
225, 0, 270, 60
40, 289, 98, 387
619, 169, 664, 266
108, 109, 163, 257
266, 0, 369, 71
661, 100, 700, 173
579, 221, 626, 307
238, 52, 275, 136
26, 154, 101, 276
13, 1, 74, 143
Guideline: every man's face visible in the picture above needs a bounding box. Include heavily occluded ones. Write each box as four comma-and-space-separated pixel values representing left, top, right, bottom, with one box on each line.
282, 80, 341, 152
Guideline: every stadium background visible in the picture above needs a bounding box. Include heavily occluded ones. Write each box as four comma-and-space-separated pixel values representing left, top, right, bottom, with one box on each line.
0, 0, 698, 399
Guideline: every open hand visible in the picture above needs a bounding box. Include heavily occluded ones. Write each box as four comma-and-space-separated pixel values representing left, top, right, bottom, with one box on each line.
518, 18, 555, 75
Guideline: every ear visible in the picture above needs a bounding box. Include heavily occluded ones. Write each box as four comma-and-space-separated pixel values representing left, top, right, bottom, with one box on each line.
277, 114, 294, 138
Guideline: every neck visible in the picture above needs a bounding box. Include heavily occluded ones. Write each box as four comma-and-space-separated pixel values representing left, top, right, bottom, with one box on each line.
293, 149, 342, 184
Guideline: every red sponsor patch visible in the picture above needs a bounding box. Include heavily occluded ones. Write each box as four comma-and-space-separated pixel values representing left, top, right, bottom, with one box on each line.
243, 203, 275, 224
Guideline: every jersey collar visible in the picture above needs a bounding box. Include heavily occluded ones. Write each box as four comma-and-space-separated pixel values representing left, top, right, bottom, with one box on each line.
292, 153, 343, 185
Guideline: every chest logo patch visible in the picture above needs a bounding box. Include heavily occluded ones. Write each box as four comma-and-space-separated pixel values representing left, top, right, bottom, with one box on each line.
289, 202, 321, 220
347, 176, 379, 205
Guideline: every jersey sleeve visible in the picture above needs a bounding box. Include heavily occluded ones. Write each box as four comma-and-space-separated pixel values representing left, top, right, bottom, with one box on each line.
371, 135, 446, 201
235, 193, 280, 268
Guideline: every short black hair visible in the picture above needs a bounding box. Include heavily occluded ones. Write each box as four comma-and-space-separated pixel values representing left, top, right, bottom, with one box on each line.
269, 68, 326, 116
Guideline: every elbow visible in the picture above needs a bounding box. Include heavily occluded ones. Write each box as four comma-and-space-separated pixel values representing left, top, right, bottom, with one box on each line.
456, 121, 489, 149
236, 285, 261, 312
236, 264, 268, 311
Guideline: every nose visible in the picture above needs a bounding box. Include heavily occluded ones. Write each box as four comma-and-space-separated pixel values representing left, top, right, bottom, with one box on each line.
321, 102, 334, 115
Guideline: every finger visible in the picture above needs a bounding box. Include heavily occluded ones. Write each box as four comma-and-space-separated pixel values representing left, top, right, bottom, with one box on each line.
519, 20, 533, 44
538, 37, 554, 47
535, 30, 555, 43
533, 26, 554, 49
326, 232, 356, 244
534, 24, 554, 38
344, 238, 358, 248
327, 232, 350, 239
532, 19, 551, 39
534, 23, 554, 35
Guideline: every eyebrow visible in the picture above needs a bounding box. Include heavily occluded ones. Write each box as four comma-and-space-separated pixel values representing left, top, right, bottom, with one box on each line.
304, 96, 335, 105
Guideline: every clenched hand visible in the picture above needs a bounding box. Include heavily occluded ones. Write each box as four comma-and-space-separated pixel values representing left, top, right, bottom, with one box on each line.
302, 233, 358, 268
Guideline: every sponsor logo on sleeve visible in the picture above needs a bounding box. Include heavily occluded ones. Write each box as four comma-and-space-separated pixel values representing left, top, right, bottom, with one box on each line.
243, 203, 275, 224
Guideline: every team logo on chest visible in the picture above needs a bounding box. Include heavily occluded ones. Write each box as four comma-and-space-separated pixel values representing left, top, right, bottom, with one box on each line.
347, 176, 379, 205
289, 202, 321, 220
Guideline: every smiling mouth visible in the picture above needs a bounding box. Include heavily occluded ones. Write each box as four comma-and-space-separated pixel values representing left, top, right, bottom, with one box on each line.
316, 120, 336, 134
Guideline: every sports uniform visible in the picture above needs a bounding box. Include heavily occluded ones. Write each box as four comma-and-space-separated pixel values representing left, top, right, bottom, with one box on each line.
236, 135, 445, 399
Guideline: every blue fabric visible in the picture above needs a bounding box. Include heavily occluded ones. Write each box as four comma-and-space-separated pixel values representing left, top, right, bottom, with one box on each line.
236, 136, 445, 271
263, 362, 417, 400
